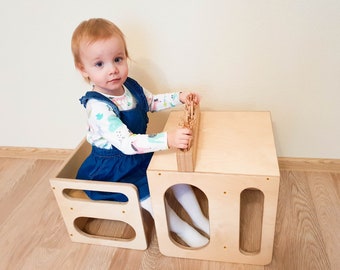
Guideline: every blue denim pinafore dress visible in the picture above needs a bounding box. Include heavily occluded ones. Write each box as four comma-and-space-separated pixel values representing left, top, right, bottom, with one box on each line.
76, 77, 153, 202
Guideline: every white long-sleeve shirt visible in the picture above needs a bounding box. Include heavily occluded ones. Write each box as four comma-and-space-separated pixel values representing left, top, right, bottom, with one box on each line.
84, 85, 182, 154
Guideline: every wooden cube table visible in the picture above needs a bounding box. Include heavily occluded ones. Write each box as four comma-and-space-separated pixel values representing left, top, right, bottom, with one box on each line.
147, 111, 280, 265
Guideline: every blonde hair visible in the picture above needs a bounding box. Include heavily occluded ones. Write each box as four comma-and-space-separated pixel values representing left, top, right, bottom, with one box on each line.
71, 18, 129, 77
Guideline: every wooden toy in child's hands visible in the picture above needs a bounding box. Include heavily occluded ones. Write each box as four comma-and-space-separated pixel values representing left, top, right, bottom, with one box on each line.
176, 93, 200, 172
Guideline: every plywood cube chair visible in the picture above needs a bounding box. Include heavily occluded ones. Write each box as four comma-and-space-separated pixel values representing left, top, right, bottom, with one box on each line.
147, 111, 280, 265
50, 139, 149, 250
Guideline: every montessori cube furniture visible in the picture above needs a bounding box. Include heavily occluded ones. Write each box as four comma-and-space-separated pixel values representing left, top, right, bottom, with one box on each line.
50, 139, 149, 250
147, 111, 280, 265
50, 109, 280, 265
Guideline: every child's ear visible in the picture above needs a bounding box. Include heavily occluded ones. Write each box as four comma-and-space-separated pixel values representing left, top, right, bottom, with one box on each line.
76, 64, 89, 80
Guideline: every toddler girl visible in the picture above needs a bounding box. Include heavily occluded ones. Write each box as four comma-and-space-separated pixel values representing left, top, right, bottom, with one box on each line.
71, 18, 209, 247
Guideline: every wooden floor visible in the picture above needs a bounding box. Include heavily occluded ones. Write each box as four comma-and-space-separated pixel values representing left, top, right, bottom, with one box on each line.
0, 149, 339, 270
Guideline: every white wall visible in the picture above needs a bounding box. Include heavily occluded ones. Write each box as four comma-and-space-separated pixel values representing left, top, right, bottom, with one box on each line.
1, 0, 339, 158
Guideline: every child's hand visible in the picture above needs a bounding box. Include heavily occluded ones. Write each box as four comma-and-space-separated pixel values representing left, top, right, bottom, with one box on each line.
167, 128, 192, 149
179, 92, 200, 105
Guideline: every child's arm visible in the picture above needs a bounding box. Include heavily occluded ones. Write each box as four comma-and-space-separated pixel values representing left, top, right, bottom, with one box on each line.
86, 100, 192, 154
144, 89, 200, 112
167, 128, 192, 149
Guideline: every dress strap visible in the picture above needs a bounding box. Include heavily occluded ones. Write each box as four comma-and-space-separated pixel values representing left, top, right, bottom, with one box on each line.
79, 91, 120, 117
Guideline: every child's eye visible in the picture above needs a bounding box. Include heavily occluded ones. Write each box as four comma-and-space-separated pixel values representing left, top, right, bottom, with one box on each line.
114, 57, 123, 63
95, 61, 104, 67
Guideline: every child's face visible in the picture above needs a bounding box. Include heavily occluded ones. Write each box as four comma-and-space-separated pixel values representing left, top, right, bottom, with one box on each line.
78, 36, 128, 95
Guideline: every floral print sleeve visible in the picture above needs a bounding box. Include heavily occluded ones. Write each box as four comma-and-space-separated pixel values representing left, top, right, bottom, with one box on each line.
86, 99, 170, 154
143, 88, 182, 112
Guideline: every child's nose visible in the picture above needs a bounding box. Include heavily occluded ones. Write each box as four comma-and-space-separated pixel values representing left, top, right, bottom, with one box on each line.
109, 63, 118, 74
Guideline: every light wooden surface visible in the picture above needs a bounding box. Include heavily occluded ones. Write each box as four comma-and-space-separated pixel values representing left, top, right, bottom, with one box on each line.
176, 102, 200, 172
50, 178, 149, 250
0, 152, 339, 269
148, 111, 280, 265
50, 139, 150, 250
150, 111, 280, 176
0, 146, 71, 160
